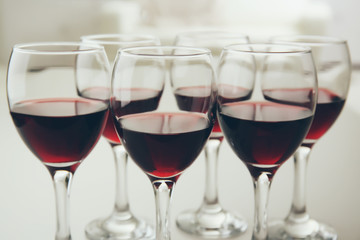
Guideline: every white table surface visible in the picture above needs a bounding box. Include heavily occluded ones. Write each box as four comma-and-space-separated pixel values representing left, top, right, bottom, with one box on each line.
0, 64, 359, 240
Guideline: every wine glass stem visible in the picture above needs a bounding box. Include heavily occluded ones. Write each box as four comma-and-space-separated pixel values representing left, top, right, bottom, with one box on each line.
202, 138, 222, 209
111, 144, 131, 214
52, 170, 73, 240
253, 172, 272, 240
152, 180, 175, 240
286, 145, 311, 223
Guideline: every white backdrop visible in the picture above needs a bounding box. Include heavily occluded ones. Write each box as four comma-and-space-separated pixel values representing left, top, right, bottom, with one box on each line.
1, 0, 360, 64
1, 1, 360, 239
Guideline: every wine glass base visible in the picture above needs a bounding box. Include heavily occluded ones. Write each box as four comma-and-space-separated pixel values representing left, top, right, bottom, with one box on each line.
85, 215, 154, 240
176, 209, 247, 238
268, 219, 337, 240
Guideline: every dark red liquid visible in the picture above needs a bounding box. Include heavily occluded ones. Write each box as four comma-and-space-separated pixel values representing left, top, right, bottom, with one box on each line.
174, 86, 212, 113
263, 88, 315, 109
263, 88, 345, 146
174, 86, 221, 139
10, 98, 108, 169
102, 112, 121, 144
219, 102, 312, 176
105, 88, 162, 144
117, 112, 212, 179
216, 84, 253, 140
210, 118, 223, 140
305, 88, 345, 141
81, 87, 162, 145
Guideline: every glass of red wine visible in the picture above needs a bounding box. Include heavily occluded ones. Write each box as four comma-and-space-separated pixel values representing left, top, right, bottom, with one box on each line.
111, 46, 216, 240
7, 42, 111, 240
81, 33, 160, 240
174, 30, 249, 238
217, 43, 317, 240
267, 36, 352, 240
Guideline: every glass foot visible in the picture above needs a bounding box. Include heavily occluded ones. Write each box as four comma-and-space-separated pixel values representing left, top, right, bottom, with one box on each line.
268, 219, 337, 240
176, 208, 247, 238
85, 212, 154, 240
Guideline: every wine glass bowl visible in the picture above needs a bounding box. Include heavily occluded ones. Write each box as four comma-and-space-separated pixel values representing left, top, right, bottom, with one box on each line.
268, 35, 352, 240
80, 34, 160, 240
111, 46, 216, 240
7, 42, 110, 240
217, 43, 317, 239
81, 34, 161, 68
174, 30, 249, 238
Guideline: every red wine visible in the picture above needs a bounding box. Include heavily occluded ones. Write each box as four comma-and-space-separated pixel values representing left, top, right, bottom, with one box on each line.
263, 88, 345, 146
174, 86, 212, 113
174, 86, 222, 139
210, 118, 223, 140
263, 88, 315, 109
82, 87, 162, 145
117, 112, 212, 178
10, 98, 108, 168
217, 84, 253, 140
219, 102, 312, 170
105, 88, 162, 144
304, 88, 345, 141
102, 111, 121, 144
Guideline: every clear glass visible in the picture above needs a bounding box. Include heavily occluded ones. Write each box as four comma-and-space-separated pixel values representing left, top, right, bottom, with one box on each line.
111, 46, 216, 240
174, 30, 249, 238
217, 43, 317, 240
268, 35, 352, 240
81, 33, 160, 240
7, 42, 111, 240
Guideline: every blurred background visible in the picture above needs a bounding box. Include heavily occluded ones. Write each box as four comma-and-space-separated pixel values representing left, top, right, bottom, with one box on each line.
1, 1, 360, 240
1, 0, 360, 64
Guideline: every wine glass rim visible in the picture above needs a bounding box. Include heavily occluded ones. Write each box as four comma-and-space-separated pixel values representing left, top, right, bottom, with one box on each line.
81, 33, 159, 45
119, 45, 212, 58
223, 43, 312, 55
12, 42, 105, 54
269, 35, 347, 46
176, 30, 248, 40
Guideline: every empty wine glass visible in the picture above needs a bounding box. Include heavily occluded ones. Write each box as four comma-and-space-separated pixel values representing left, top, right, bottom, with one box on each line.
268, 35, 352, 240
111, 46, 216, 240
174, 30, 249, 238
217, 43, 317, 239
7, 42, 111, 240
81, 33, 160, 240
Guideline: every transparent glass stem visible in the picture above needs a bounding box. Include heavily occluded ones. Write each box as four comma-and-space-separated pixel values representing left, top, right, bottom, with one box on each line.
200, 138, 222, 211
176, 137, 247, 238
152, 180, 175, 240
111, 144, 131, 215
85, 143, 153, 239
51, 170, 73, 240
268, 145, 337, 239
252, 172, 272, 240
285, 145, 312, 226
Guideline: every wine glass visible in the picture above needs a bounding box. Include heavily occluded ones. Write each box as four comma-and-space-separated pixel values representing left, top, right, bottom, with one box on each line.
111, 46, 216, 240
268, 35, 352, 240
7, 42, 110, 240
217, 43, 317, 239
174, 30, 249, 238
81, 33, 160, 240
